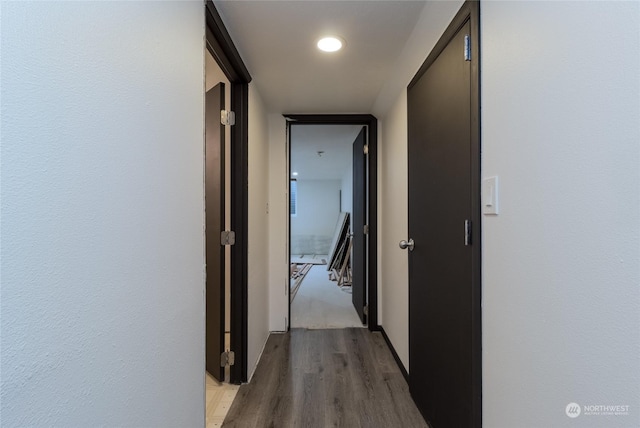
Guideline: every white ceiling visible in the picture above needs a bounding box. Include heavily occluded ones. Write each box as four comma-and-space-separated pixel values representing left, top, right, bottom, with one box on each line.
290, 124, 363, 180
214, 0, 427, 114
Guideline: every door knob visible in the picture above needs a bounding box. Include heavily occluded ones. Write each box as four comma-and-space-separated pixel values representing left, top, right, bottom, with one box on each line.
399, 239, 414, 251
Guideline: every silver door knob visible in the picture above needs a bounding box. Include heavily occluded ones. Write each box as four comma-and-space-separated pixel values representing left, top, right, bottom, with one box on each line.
399, 239, 414, 251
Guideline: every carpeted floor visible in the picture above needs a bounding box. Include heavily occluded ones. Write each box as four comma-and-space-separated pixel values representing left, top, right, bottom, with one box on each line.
290, 254, 328, 265
291, 265, 364, 329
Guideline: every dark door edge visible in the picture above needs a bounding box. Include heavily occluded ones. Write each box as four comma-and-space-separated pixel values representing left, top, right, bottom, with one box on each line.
284, 114, 379, 331
206, 1, 251, 384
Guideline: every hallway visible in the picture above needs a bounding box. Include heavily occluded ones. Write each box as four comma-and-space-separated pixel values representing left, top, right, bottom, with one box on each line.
2, 2, 639, 427
222, 328, 427, 427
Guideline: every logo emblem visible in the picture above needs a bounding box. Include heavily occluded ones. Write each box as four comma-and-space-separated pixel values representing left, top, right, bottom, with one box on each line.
566, 403, 581, 418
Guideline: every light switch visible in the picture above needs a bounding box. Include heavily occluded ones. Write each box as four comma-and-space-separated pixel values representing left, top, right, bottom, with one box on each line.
482, 176, 499, 215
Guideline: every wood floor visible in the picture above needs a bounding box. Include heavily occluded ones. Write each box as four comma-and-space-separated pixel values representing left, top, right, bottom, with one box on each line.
223, 328, 428, 428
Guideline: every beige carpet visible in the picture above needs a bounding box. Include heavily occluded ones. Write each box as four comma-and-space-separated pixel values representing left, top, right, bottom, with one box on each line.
290, 254, 328, 265
291, 265, 365, 329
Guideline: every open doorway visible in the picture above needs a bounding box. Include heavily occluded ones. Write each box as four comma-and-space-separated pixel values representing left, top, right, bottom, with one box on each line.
286, 115, 378, 331
203, 2, 253, 425
205, 0, 252, 385
289, 124, 364, 329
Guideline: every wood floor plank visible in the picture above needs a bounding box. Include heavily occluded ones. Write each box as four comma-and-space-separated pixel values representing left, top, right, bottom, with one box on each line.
260, 334, 295, 428
324, 352, 359, 428
223, 333, 284, 427
223, 328, 428, 428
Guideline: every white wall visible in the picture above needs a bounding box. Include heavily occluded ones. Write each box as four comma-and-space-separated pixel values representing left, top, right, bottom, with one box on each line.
379, 91, 410, 369
340, 161, 353, 219
267, 114, 289, 331
1, 2, 206, 427
247, 84, 270, 378
481, 2, 640, 427
374, 0, 465, 371
291, 179, 341, 255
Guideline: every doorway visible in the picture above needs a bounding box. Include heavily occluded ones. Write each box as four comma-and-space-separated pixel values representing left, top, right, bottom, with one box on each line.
203, 3, 252, 425
285, 115, 378, 332
205, 0, 252, 385
406, 1, 481, 427
288, 124, 364, 329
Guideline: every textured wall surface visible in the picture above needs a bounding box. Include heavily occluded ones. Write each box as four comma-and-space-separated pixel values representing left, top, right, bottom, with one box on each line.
481, 2, 640, 427
1, 2, 206, 426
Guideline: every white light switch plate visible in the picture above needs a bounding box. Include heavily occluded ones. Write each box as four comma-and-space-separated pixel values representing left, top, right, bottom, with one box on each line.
483, 176, 499, 215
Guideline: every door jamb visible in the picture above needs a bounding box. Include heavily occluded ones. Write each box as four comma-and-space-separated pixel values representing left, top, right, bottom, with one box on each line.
205, 1, 251, 384
284, 114, 379, 331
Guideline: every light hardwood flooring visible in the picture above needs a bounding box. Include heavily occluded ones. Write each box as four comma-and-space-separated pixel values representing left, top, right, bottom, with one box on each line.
206, 373, 239, 428
222, 328, 428, 428
206, 332, 238, 427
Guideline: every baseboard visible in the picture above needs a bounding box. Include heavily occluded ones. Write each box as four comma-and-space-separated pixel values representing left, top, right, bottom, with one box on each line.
246, 332, 271, 384
379, 327, 409, 382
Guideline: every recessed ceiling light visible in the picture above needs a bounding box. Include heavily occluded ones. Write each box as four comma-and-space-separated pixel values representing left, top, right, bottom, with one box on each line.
317, 36, 344, 53
292, 172, 299, 176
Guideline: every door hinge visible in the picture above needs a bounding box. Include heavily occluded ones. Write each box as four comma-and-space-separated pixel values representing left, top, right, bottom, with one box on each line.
220, 350, 235, 367
221, 230, 236, 246
464, 34, 471, 61
364, 224, 370, 235
464, 220, 472, 246
363, 144, 369, 155
363, 305, 369, 316
221, 110, 236, 126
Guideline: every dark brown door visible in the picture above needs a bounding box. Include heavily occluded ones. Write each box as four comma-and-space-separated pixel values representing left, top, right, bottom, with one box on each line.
205, 83, 225, 381
352, 127, 367, 324
407, 3, 480, 427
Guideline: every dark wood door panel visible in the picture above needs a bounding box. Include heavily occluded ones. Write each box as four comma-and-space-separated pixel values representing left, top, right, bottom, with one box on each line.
352, 127, 367, 324
407, 5, 480, 426
205, 83, 225, 381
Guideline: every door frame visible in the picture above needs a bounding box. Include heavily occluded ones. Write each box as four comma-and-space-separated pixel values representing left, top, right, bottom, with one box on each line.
284, 114, 379, 331
407, 0, 481, 424
205, 1, 251, 384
